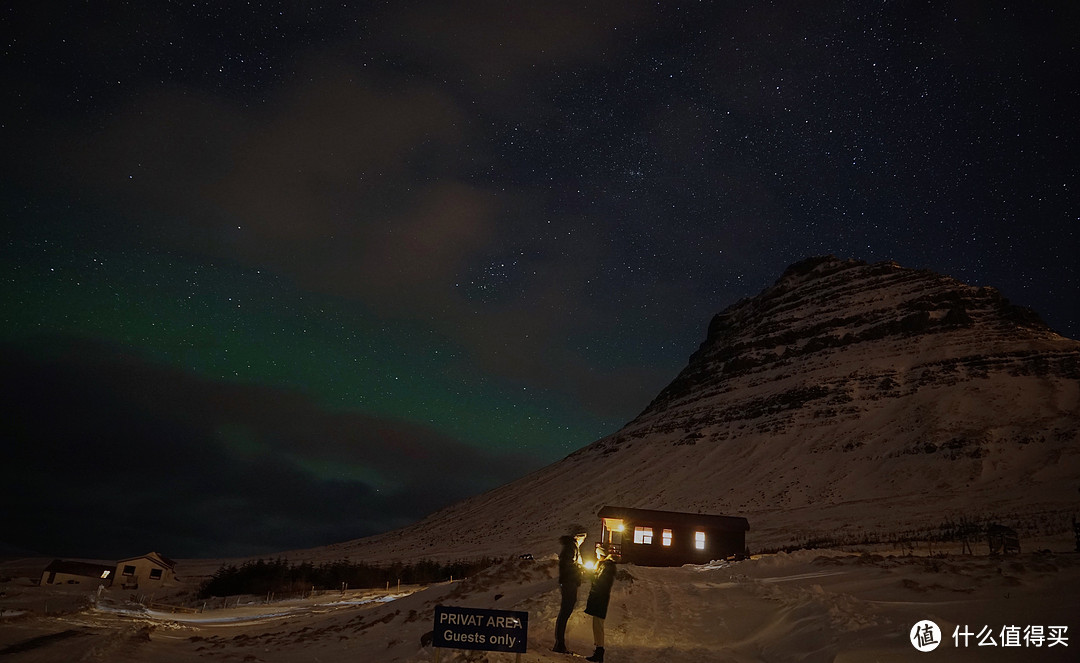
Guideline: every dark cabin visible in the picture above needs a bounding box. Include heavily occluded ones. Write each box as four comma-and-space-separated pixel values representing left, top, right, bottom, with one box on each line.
40, 560, 115, 586
596, 506, 749, 566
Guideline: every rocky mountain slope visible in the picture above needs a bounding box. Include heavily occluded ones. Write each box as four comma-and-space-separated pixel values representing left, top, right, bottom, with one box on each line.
291, 257, 1080, 564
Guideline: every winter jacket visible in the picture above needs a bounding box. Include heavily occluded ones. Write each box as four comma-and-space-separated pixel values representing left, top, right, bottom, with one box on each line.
584, 559, 616, 619
558, 535, 584, 586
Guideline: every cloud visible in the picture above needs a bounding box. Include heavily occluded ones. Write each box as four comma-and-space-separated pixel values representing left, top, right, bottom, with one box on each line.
49, 58, 500, 313
0, 337, 540, 559
38, 66, 650, 418
386, 0, 651, 81
5, 1, 677, 428
60, 59, 487, 290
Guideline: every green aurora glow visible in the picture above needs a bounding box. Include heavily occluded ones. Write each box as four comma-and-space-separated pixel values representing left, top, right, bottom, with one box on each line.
2, 214, 618, 468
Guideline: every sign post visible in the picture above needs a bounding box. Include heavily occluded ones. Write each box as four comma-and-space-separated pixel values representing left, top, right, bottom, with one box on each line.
433, 604, 528, 662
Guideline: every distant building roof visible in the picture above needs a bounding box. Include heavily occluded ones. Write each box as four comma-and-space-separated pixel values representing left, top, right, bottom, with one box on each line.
42, 559, 115, 578
598, 506, 750, 531
116, 551, 177, 569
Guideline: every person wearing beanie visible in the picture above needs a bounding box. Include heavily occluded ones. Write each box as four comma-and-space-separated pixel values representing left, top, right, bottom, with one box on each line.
583, 543, 617, 662
552, 524, 588, 653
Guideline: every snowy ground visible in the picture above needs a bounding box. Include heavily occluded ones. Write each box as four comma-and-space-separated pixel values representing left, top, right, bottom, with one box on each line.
92, 589, 414, 625
3, 543, 1079, 662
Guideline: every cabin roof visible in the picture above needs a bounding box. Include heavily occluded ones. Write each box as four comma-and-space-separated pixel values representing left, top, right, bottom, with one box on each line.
42, 559, 115, 577
116, 551, 177, 569
598, 505, 750, 531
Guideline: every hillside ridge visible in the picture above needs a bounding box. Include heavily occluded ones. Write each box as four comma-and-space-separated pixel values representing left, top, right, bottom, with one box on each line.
269, 257, 1080, 565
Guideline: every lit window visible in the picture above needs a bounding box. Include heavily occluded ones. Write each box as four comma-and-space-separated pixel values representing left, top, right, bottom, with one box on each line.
602, 518, 625, 533
695, 531, 706, 550
633, 526, 653, 544
100, 570, 111, 579
662, 529, 673, 546
603, 518, 625, 544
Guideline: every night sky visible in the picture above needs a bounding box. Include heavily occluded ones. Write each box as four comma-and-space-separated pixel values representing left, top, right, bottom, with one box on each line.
3, 2, 1077, 560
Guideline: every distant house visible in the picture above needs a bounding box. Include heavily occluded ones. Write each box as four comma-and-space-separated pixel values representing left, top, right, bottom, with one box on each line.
40, 560, 114, 586
115, 552, 178, 589
596, 506, 749, 566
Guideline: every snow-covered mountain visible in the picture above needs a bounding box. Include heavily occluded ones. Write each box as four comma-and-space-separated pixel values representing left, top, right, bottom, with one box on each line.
311, 256, 1080, 562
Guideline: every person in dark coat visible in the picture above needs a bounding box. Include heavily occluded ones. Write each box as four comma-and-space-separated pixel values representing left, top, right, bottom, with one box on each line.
584, 543, 617, 662
553, 524, 587, 653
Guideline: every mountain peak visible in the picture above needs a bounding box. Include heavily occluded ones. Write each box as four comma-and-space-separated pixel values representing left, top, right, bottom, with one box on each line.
774, 255, 867, 285
322, 258, 1079, 561
645, 257, 1058, 422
